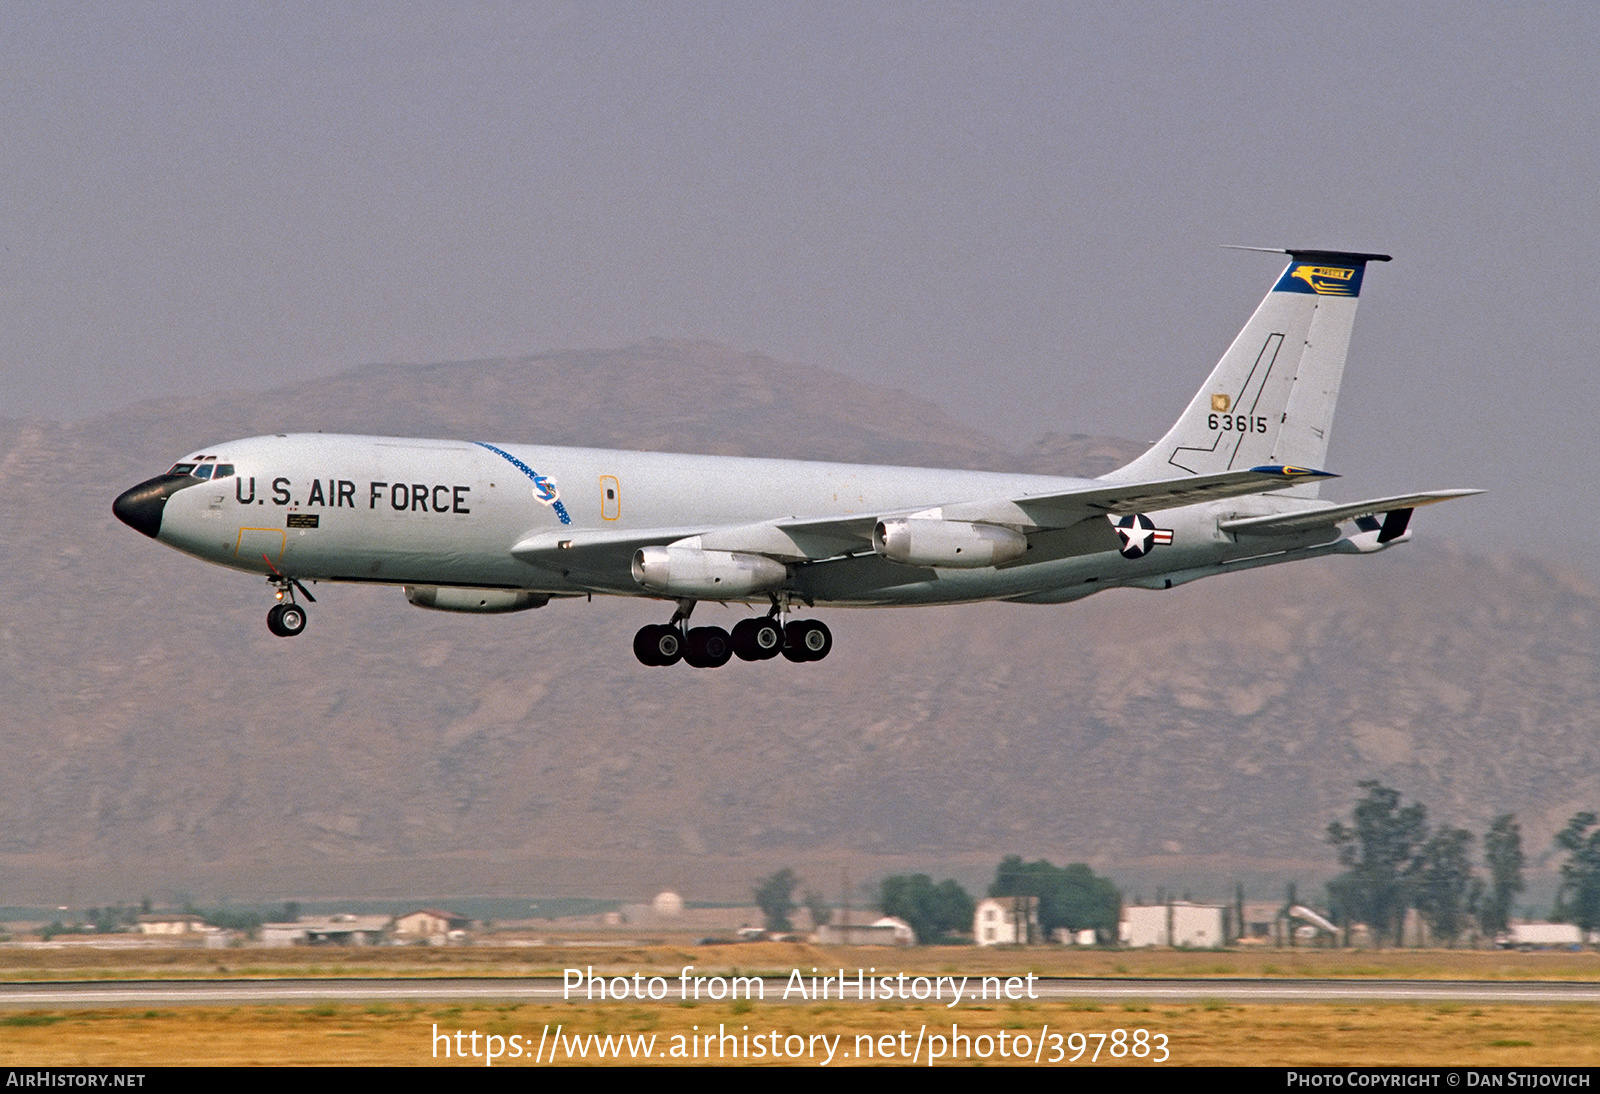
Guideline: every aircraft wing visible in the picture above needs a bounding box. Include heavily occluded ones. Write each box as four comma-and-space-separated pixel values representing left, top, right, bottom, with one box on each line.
1217, 489, 1482, 536
510, 466, 1343, 578
703, 465, 1340, 562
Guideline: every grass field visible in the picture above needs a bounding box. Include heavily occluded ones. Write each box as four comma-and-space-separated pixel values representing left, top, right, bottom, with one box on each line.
6, 939, 1600, 981
3, 999, 1597, 1066
2, 942, 1597, 1067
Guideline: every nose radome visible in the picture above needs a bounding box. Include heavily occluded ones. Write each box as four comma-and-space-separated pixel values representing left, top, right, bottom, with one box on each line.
113, 475, 188, 539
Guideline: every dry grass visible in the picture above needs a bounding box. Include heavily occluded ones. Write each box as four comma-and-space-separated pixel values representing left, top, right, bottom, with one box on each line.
5, 940, 1600, 982
2, 943, 1597, 1066
0, 999, 1596, 1066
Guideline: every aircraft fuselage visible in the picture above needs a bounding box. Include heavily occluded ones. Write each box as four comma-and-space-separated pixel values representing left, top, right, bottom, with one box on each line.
133, 432, 1337, 607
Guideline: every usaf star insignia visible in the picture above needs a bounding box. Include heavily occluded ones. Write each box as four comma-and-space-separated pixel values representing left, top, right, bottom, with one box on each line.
1113, 513, 1173, 559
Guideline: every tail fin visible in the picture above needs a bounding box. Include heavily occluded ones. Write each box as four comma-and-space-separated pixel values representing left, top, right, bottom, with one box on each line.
1105, 248, 1391, 496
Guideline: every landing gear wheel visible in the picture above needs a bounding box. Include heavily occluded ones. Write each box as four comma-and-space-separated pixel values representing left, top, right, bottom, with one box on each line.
783, 619, 832, 662
633, 623, 683, 666
732, 617, 784, 661
684, 626, 733, 668
267, 602, 307, 638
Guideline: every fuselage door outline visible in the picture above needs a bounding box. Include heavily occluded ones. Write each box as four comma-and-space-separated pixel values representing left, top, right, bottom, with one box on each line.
236, 527, 287, 566
600, 475, 621, 521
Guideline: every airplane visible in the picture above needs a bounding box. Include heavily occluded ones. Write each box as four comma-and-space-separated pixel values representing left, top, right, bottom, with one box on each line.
113, 248, 1478, 667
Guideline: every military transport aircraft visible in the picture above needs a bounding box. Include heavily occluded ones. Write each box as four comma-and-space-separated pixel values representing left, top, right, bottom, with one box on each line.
113, 248, 1477, 667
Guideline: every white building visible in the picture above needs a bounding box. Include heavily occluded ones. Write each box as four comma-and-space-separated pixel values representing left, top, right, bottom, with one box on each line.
1505, 922, 1586, 949
1121, 902, 1228, 948
974, 896, 1039, 946
259, 914, 391, 946
393, 909, 471, 942
137, 913, 211, 936
813, 916, 916, 946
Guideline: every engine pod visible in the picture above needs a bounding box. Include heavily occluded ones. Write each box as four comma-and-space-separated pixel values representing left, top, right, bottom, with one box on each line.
631, 546, 788, 598
873, 519, 1028, 569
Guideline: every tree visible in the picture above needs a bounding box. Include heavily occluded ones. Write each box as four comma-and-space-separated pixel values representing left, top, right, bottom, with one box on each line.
879, 875, 974, 944
989, 856, 1119, 939
1479, 813, 1525, 937
1554, 812, 1600, 933
1326, 781, 1429, 946
802, 889, 832, 928
753, 868, 799, 932
1408, 827, 1475, 946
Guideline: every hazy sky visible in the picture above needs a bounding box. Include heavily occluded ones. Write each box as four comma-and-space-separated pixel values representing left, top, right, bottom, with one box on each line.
6, 2, 1598, 561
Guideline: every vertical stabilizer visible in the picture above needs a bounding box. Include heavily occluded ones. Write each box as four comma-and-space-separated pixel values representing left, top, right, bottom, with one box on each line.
1104, 249, 1390, 496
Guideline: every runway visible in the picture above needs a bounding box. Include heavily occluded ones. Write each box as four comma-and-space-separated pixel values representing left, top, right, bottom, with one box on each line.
3, 976, 1598, 1009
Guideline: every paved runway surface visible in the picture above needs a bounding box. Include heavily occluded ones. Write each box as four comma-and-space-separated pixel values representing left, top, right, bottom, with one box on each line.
3, 977, 1599, 1008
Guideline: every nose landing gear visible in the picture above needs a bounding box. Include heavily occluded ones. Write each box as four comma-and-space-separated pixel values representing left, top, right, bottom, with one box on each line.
263, 562, 316, 638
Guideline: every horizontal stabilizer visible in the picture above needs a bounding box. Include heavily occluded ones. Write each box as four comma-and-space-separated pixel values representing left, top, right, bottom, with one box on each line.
1218, 489, 1482, 536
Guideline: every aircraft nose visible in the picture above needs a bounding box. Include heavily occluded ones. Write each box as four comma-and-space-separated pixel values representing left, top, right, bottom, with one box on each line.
113, 475, 189, 539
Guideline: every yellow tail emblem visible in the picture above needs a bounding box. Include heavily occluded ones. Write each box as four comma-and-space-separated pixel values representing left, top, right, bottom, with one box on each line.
1290, 264, 1357, 295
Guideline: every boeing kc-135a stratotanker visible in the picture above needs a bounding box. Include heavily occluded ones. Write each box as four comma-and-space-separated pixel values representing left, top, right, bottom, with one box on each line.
114, 248, 1478, 667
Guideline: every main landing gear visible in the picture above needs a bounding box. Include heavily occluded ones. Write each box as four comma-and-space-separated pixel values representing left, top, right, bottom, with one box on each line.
633, 602, 831, 667
264, 569, 316, 638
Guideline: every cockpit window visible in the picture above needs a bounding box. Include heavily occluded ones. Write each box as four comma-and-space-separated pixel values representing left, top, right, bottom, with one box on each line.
166, 456, 230, 479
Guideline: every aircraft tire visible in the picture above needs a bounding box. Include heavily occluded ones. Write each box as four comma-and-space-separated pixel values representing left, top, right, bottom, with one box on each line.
634, 624, 683, 666
276, 603, 307, 637
633, 625, 660, 665
732, 617, 783, 661
685, 626, 733, 668
266, 604, 287, 637
783, 619, 831, 662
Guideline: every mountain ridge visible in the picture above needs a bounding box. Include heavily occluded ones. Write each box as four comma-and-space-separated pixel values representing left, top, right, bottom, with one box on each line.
0, 341, 1581, 907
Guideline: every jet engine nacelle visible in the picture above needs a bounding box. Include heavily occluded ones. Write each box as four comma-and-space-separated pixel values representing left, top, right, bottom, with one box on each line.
631, 545, 788, 598
404, 585, 549, 613
873, 518, 1028, 569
